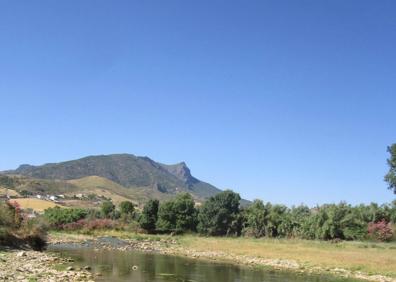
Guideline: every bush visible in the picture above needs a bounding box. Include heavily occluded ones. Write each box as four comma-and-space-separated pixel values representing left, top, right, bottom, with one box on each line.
0, 201, 47, 250
368, 220, 394, 242
19, 218, 48, 251
44, 207, 88, 227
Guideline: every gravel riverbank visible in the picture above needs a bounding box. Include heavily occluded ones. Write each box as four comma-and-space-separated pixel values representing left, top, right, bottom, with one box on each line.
0, 249, 94, 282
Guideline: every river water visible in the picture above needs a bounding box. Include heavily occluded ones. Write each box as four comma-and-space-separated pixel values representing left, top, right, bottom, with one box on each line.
49, 245, 358, 282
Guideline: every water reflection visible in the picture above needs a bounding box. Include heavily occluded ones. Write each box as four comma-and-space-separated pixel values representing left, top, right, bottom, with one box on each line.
49, 246, 357, 282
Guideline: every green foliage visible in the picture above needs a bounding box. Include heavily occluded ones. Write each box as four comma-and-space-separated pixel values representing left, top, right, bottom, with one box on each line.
197, 190, 241, 236
119, 201, 135, 223
299, 203, 367, 241
243, 201, 305, 238
101, 200, 115, 218
385, 144, 396, 194
44, 207, 87, 226
156, 193, 197, 233
242, 201, 382, 241
390, 201, 396, 223
243, 200, 267, 237
139, 199, 159, 233
119, 201, 135, 215
266, 204, 289, 237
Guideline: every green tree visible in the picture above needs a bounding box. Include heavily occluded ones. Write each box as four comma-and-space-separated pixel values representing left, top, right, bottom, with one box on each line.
243, 199, 268, 237
390, 200, 396, 223
385, 144, 396, 194
101, 200, 115, 218
288, 205, 311, 237
300, 203, 366, 241
119, 201, 135, 215
266, 204, 289, 237
197, 190, 241, 236
139, 199, 159, 233
156, 193, 197, 233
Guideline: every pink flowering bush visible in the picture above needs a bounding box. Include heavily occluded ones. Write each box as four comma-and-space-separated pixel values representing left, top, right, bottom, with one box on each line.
367, 220, 394, 242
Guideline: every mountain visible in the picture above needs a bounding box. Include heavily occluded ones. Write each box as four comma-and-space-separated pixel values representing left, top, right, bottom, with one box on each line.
3, 154, 222, 201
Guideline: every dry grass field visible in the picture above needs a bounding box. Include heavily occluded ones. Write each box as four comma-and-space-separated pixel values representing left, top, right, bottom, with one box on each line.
11, 198, 61, 212
178, 236, 396, 278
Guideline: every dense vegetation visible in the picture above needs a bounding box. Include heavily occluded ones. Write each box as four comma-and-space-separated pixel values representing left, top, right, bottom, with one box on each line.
35, 191, 396, 242
137, 191, 396, 242
0, 201, 47, 250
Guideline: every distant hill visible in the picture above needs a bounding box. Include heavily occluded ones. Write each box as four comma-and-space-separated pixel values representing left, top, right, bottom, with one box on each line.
2, 154, 223, 202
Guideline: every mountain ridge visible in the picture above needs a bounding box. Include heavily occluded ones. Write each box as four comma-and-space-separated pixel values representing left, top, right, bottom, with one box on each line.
2, 154, 222, 201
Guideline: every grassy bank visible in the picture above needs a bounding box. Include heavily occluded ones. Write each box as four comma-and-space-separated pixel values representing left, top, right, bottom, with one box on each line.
179, 236, 396, 277
49, 231, 396, 280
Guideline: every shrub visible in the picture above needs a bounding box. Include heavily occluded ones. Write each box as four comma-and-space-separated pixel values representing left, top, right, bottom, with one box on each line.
44, 207, 87, 227
19, 218, 48, 251
0, 201, 47, 250
368, 220, 394, 242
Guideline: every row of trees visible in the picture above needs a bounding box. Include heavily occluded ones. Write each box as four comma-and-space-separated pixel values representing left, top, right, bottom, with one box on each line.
138, 191, 396, 241
135, 144, 396, 241
39, 189, 396, 242
44, 199, 136, 227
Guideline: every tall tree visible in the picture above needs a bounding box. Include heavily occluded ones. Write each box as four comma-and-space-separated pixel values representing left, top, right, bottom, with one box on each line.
197, 190, 241, 236
156, 193, 197, 233
385, 144, 396, 194
101, 200, 115, 218
119, 201, 135, 215
139, 199, 159, 233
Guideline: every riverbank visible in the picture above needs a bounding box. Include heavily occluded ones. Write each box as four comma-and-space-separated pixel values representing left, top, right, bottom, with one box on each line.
49, 231, 396, 282
0, 249, 94, 281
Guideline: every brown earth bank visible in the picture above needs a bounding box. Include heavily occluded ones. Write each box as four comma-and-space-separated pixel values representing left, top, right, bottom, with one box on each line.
48, 233, 396, 282
0, 249, 94, 282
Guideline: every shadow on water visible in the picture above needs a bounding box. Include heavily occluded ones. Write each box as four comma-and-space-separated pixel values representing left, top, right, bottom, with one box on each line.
49, 244, 359, 282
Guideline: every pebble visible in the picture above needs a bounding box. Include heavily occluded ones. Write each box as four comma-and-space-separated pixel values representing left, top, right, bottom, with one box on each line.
0, 250, 94, 281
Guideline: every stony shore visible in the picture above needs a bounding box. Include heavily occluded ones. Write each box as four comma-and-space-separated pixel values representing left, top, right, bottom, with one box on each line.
0, 249, 94, 282
49, 235, 396, 282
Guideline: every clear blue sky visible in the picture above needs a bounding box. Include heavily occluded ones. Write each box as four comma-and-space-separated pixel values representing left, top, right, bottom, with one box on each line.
1, 1, 395, 206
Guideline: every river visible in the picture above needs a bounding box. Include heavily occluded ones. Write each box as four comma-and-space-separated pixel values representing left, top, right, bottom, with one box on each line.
49, 244, 359, 282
